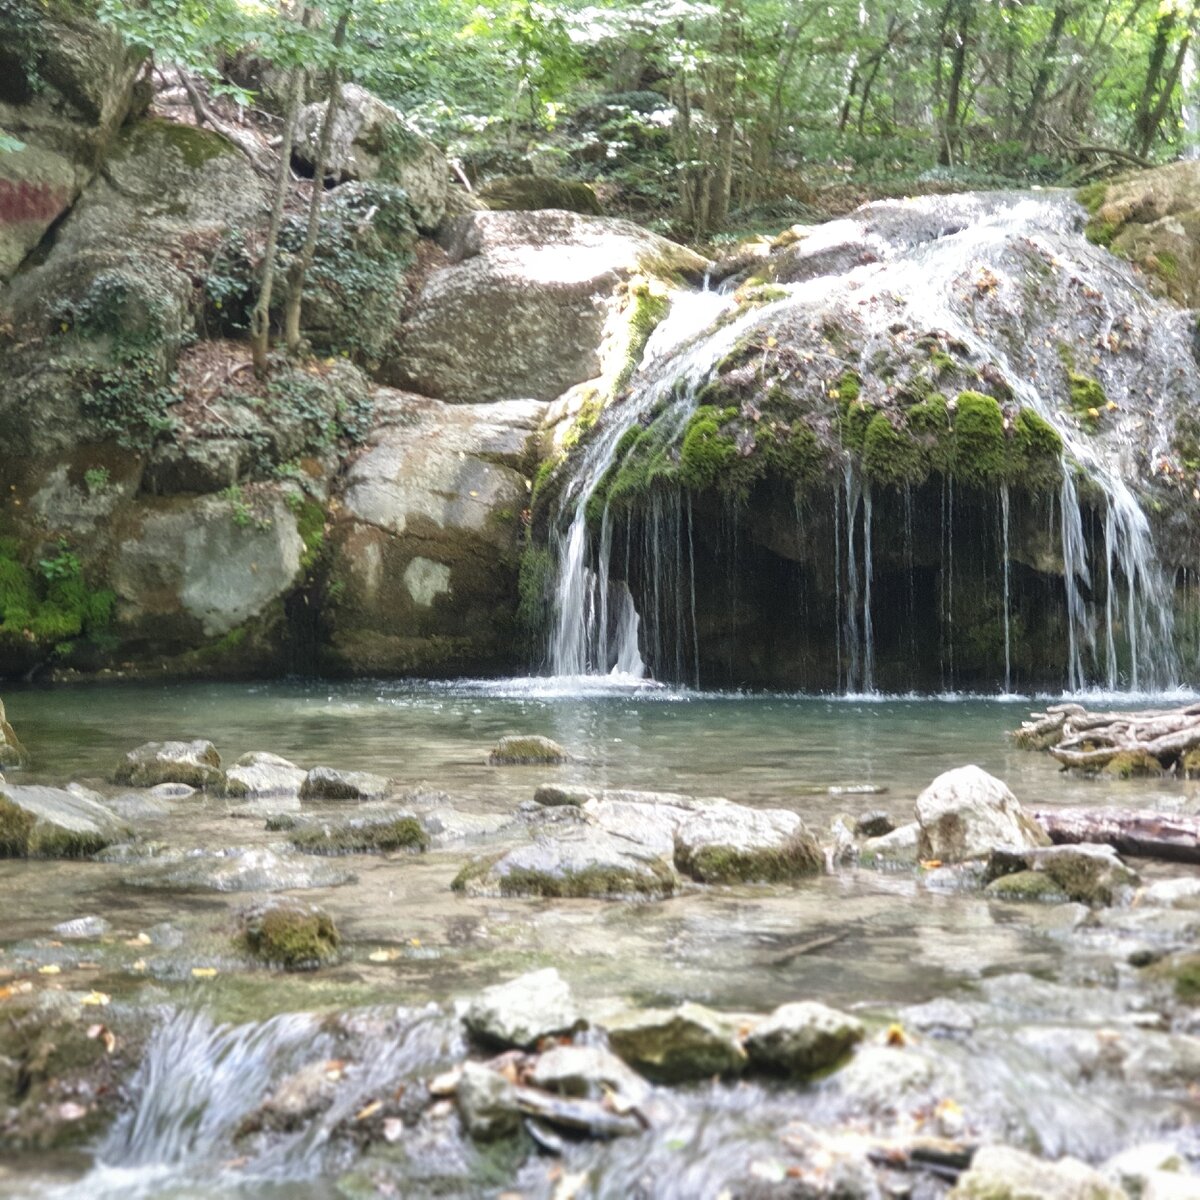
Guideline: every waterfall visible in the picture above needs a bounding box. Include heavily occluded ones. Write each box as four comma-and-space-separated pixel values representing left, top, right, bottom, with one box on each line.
862, 482, 876, 694
1000, 482, 1012, 694
843, 464, 862, 691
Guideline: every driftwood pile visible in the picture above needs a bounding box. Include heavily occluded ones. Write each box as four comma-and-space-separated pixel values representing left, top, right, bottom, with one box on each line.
1012, 701, 1200, 775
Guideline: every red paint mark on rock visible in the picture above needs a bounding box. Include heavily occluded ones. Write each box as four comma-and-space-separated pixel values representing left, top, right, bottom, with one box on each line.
0, 179, 69, 224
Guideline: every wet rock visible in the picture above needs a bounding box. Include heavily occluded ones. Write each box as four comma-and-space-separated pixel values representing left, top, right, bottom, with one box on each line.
113, 740, 224, 790
52, 915, 111, 940
124, 847, 354, 892
513, 1085, 644, 1139
456, 1061, 521, 1140
855, 811, 895, 838
240, 1060, 340, 1134
0, 783, 126, 857
223, 751, 306, 800
452, 827, 678, 899
986, 843, 1139, 906
602, 1002, 748, 1082
1143, 1175, 1200, 1200
463, 968, 583, 1049
148, 783, 197, 801
674, 804, 823, 884
299, 766, 390, 802
900, 998, 982, 1038
420, 809, 513, 846
1141, 878, 1200, 909
744, 1001, 864, 1078
915, 766, 1048, 862
859, 821, 920, 867
289, 812, 428, 854
389, 209, 705, 404
950, 1144, 1126, 1199
1104, 1143, 1193, 1199
0, 698, 27, 768
293, 84, 448, 231
832, 1044, 947, 1114
107, 790, 174, 821
533, 783, 596, 807
238, 900, 340, 970
488, 735, 570, 766
529, 1044, 650, 1109
828, 814, 859, 866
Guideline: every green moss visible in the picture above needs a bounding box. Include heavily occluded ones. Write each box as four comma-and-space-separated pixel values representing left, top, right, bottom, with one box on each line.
679, 405, 740, 491
531, 454, 561, 508
296, 500, 326, 572
985, 870, 1068, 902
290, 816, 429, 855
1102, 749, 1163, 779
612, 282, 670, 395
759, 422, 824, 487
479, 176, 603, 215
675, 833, 823, 884
1154, 249, 1180, 281
1086, 218, 1118, 247
123, 118, 235, 170
517, 545, 553, 640
1068, 373, 1107, 430
496, 861, 677, 899
0, 795, 36, 856
929, 349, 956, 377
862, 412, 928, 488
1173, 954, 1200, 1001
451, 853, 505, 892
1076, 182, 1109, 216
240, 904, 340, 970
951, 391, 1007, 487
837, 371, 861, 404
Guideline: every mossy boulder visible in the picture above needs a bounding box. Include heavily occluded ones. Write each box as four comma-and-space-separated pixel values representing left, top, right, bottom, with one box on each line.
238, 900, 340, 970
113, 739, 223, 789
289, 813, 428, 855
479, 175, 603, 216
984, 869, 1069, 902
488, 734, 570, 766
949, 1144, 1126, 1200
1102, 750, 1164, 779
744, 1001, 864, 1078
222, 751, 306, 800
673, 806, 823, 884
1169, 953, 1200, 1002
985, 843, 1139, 906
299, 766, 390, 802
0, 783, 125, 857
602, 1002, 748, 1083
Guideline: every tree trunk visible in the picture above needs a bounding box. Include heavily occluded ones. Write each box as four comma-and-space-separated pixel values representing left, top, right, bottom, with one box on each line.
1019, 3, 1070, 150
250, 3, 312, 378
1033, 808, 1200, 865
284, 2, 351, 355
939, 0, 972, 167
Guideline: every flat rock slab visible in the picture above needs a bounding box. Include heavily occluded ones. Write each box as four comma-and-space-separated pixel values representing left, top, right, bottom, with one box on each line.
123, 847, 355, 892
602, 1002, 748, 1083
463, 967, 583, 1049
224, 752, 306, 800
114, 740, 224, 790
0, 783, 127, 857
950, 1144, 1126, 1200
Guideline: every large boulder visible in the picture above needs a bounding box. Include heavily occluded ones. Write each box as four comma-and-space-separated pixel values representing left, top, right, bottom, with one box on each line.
744, 1001, 864, 1078
322, 391, 544, 674
293, 83, 447, 232
602, 1003, 747, 1082
985, 843, 1140, 906
223, 751, 306, 800
672, 804, 823, 884
0, 783, 126, 857
0, 5, 142, 281
915, 766, 1048, 862
387, 209, 706, 403
463, 968, 583, 1049
0, 697, 26, 767
114, 739, 223, 789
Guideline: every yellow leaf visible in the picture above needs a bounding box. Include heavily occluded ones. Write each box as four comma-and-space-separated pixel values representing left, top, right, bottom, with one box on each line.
356, 1100, 382, 1121
766, 335, 777, 347
126, 933, 151, 946
81, 990, 110, 1007
919, 859, 942, 870
38, 964, 61, 975
408, 938, 422, 948
191, 967, 218, 979
368, 948, 400, 963
131, 959, 147, 972
886, 1022, 909, 1046
1088, 407, 1100, 419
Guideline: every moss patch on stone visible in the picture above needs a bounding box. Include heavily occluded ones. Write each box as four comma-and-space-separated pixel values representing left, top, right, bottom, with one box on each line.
862, 413, 927, 488
479, 176, 603, 215
240, 903, 340, 970
496, 860, 677, 899
290, 815, 429, 855
985, 869, 1069, 902
1102, 749, 1164, 779
675, 832, 823, 884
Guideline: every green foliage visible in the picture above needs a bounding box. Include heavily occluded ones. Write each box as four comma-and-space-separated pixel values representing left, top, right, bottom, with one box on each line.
220, 484, 255, 528
83, 466, 110, 495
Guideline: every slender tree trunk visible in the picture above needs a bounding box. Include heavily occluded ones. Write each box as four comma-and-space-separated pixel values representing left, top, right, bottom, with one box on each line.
1019, 3, 1070, 150
1138, 28, 1194, 157
251, 2, 311, 378
939, 0, 972, 166
284, 2, 351, 355
705, 0, 741, 232
1133, 10, 1176, 157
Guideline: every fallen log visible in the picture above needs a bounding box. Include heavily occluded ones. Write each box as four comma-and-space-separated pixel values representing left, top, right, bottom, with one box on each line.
1032, 809, 1200, 865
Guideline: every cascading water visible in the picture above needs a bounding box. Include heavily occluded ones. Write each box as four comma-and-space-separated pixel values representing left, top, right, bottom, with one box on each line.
544, 189, 1189, 693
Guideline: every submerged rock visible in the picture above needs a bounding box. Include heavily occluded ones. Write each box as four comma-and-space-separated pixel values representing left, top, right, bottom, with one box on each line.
463, 968, 583, 1050
488, 735, 570, 766
452, 827, 677, 899
124, 847, 354, 892
744, 1001, 864, 1078
289, 812, 429, 855
673, 804, 823, 884
602, 1002, 748, 1083
238, 900, 340, 970
113, 740, 224, 789
52, 915, 112, 940
950, 1144, 1126, 1199
299, 766, 390, 801
859, 821, 920, 867
223, 751, 306, 800
0, 784, 126, 857
915, 766, 1048, 862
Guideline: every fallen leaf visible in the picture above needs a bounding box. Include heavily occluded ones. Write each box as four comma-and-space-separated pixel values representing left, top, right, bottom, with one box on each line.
368, 948, 400, 963
886, 1022, 909, 1046
37, 964, 61, 975
57, 1102, 88, 1121
126, 933, 152, 946
191, 967, 218, 979
81, 990, 110, 1007
919, 859, 942, 870
356, 1100, 382, 1121
131, 959, 147, 972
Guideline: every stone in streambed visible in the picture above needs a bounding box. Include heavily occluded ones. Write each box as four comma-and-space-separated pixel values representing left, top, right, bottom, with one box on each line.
915, 765, 1048, 862
223, 751, 306, 799
986, 843, 1139, 906
855, 811, 895, 838
299, 766, 390, 801
0, 784, 127, 858
488, 735, 570, 766
530, 1044, 650, 1108
113, 740, 224, 789
463, 967, 583, 1050
744, 1001, 864, 1078
456, 1061, 521, 1140
53, 915, 111, 939
238, 900, 340, 970
0, 698, 27, 768
673, 805, 823, 883
859, 820, 920, 867
124, 847, 354, 892
289, 812, 428, 854
602, 1002, 748, 1082
950, 1144, 1126, 1200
